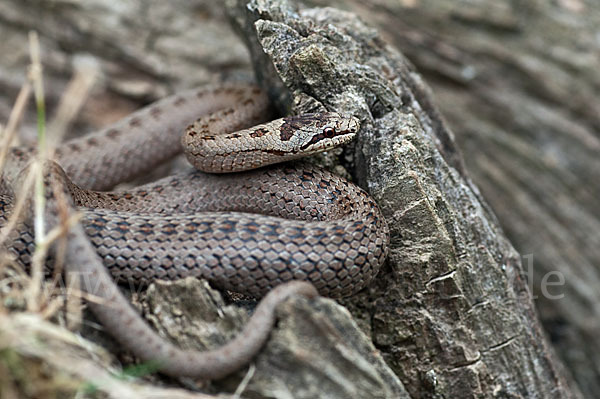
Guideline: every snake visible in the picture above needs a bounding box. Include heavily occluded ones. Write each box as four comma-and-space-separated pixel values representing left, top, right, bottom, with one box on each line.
0, 83, 389, 379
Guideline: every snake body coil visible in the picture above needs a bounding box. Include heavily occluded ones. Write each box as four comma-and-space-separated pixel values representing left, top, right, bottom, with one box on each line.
0, 84, 389, 378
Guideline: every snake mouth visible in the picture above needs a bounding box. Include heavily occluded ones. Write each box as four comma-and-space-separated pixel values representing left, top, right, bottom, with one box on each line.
299, 130, 355, 152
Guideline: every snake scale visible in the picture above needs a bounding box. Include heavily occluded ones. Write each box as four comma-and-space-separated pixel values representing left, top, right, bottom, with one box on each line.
0, 83, 389, 379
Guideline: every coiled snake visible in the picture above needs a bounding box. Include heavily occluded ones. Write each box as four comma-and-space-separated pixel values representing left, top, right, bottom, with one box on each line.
0, 84, 389, 379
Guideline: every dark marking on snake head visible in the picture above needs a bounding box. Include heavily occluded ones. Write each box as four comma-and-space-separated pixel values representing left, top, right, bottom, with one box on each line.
265, 149, 286, 156
251, 87, 262, 95
300, 133, 324, 150
242, 98, 254, 106
222, 108, 234, 116
250, 128, 268, 138
68, 143, 81, 152
279, 124, 295, 141
280, 114, 324, 142
174, 97, 187, 106
86, 137, 99, 147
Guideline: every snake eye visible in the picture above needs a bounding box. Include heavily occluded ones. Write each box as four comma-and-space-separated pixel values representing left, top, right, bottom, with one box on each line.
323, 127, 336, 138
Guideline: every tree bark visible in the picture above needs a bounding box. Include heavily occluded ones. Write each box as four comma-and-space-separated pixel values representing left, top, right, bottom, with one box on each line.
303, 1, 599, 397
0, 0, 590, 398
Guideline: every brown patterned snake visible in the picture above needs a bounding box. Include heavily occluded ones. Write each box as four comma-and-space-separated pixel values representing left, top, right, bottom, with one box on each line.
0, 83, 389, 379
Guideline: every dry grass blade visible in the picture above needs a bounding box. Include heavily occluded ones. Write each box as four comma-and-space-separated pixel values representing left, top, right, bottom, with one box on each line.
24, 31, 99, 314
1, 313, 224, 399
27, 30, 47, 312
0, 83, 31, 173
48, 55, 100, 147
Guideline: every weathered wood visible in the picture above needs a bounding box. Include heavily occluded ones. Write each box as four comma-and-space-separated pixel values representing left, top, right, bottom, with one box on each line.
305, 1, 599, 396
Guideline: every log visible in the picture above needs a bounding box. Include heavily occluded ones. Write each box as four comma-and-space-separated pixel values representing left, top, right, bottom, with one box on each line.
308, 1, 599, 396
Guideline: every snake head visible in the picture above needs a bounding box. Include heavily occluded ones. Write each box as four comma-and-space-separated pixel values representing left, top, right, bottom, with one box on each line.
184, 111, 361, 173
280, 112, 360, 154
